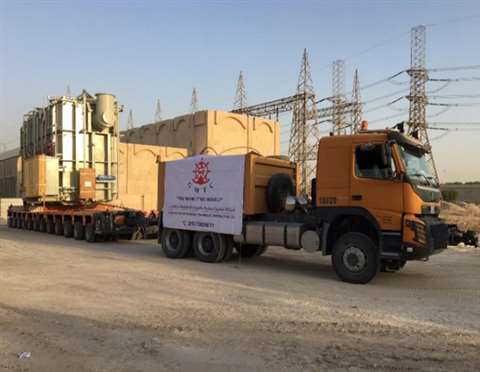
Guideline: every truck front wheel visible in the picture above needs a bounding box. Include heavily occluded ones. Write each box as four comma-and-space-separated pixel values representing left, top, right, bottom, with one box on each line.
161, 228, 192, 258
193, 232, 225, 263
332, 232, 379, 284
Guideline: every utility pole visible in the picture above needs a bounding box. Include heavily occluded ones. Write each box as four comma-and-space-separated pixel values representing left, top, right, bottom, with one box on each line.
351, 69, 362, 133
155, 99, 162, 122
66, 85, 71, 97
332, 60, 347, 135
407, 25, 439, 183
190, 88, 199, 113
128, 109, 134, 129
288, 48, 318, 194
233, 71, 247, 110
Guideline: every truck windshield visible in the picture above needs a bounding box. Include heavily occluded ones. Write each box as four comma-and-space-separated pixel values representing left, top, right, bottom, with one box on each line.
398, 145, 438, 187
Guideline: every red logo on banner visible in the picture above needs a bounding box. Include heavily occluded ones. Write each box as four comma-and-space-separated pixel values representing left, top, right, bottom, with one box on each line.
192, 159, 210, 186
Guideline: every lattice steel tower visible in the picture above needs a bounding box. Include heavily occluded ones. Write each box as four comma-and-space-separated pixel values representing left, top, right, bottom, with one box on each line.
233, 71, 247, 110
155, 99, 162, 122
190, 88, 199, 113
332, 60, 347, 134
407, 25, 439, 182
288, 48, 318, 194
351, 69, 362, 133
127, 109, 134, 129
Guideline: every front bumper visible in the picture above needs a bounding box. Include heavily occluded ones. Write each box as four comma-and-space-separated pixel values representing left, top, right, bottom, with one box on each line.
404, 216, 449, 260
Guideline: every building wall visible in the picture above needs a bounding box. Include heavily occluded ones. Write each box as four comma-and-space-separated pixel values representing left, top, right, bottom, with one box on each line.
121, 110, 280, 157
0, 198, 23, 224
0, 149, 21, 198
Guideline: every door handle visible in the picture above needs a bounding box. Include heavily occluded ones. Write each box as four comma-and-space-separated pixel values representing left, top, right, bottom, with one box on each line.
352, 195, 363, 201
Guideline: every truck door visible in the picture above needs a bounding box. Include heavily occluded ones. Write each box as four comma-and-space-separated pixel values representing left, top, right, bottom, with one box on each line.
350, 142, 403, 231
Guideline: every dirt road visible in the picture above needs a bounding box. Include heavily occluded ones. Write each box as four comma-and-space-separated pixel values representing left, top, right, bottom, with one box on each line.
0, 225, 479, 371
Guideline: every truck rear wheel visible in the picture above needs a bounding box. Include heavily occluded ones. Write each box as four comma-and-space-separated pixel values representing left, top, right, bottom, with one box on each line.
73, 222, 85, 240
235, 243, 267, 258
161, 228, 192, 258
193, 232, 225, 263
332, 232, 379, 284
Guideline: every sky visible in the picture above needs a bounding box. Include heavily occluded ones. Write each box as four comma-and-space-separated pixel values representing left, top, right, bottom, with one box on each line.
0, 0, 479, 182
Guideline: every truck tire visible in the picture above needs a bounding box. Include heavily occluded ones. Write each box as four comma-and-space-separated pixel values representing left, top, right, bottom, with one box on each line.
193, 232, 225, 263
235, 243, 267, 258
64, 221, 73, 238
222, 236, 234, 262
85, 223, 96, 243
161, 228, 192, 258
331, 232, 379, 284
33, 218, 40, 231
266, 173, 295, 213
55, 222, 64, 236
73, 222, 85, 240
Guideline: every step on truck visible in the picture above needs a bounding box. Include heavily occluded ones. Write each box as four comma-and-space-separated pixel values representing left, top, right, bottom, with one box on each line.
157, 126, 477, 284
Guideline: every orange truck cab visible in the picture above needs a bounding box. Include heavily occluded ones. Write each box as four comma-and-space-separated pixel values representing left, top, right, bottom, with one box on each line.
311, 129, 449, 282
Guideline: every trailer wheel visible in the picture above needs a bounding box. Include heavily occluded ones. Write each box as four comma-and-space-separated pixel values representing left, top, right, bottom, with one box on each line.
64, 221, 73, 238
16, 216, 23, 229
33, 218, 40, 231
235, 243, 266, 258
193, 232, 225, 263
55, 222, 64, 236
332, 232, 379, 284
266, 173, 295, 213
39, 219, 47, 233
161, 228, 192, 258
85, 223, 96, 243
7, 217, 12, 228
46, 220, 55, 234
73, 222, 85, 240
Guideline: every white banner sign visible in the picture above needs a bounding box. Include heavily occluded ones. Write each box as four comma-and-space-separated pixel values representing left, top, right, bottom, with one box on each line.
163, 155, 245, 235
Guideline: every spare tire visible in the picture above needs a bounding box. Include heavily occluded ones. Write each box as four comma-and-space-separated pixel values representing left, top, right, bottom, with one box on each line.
266, 173, 295, 213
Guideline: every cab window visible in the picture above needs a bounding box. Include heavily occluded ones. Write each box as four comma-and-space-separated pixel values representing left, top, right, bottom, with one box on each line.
355, 144, 394, 180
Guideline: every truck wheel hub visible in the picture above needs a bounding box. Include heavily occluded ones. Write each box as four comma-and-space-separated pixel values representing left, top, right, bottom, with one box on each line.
168, 232, 179, 248
343, 246, 366, 272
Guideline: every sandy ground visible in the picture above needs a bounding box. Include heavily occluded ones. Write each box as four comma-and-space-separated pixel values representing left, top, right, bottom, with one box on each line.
0, 225, 479, 372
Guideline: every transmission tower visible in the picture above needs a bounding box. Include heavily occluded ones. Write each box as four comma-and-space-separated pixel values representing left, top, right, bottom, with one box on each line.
127, 109, 134, 129
288, 48, 318, 195
66, 85, 71, 97
351, 69, 362, 133
332, 60, 347, 134
190, 88, 199, 113
233, 71, 247, 110
407, 25, 439, 182
155, 99, 162, 122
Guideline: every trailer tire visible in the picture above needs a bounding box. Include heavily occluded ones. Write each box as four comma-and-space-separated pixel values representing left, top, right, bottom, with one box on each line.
332, 232, 379, 284
161, 228, 192, 258
193, 232, 225, 263
46, 220, 55, 234
7, 217, 12, 228
16, 217, 22, 229
235, 243, 266, 258
266, 173, 295, 213
39, 219, 47, 233
64, 221, 73, 238
74, 222, 85, 240
55, 222, 64, 236
33, 218, 40, 231
85, 223, 96, 243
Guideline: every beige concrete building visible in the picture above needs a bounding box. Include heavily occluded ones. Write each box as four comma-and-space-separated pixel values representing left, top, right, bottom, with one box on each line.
121, 110, 280, 157
0, 148, 21, 198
